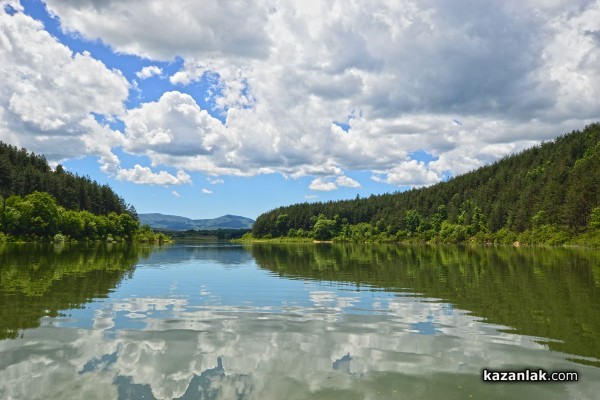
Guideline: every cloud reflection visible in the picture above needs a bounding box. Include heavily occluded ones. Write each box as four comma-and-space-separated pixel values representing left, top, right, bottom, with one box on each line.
1, 289, 597, 400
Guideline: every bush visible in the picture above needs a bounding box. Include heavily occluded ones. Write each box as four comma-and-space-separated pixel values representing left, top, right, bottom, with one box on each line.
493, 228, 518, 245
52, 233, 67, 243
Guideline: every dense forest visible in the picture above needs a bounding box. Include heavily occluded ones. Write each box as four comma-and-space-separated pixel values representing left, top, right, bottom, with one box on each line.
0, 142, 167, 243
0, 141, 135, 217
161, 229, 252, 241
252, 123, 600, 246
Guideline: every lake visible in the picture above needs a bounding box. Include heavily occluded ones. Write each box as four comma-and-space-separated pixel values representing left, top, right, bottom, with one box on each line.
0, 243, 599, 399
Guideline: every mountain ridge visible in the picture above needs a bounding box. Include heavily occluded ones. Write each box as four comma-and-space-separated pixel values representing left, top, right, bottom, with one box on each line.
139, 213, 254, 231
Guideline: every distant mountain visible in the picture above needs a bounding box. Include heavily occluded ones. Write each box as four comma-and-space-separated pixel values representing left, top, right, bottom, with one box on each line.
139, 213, 254, 230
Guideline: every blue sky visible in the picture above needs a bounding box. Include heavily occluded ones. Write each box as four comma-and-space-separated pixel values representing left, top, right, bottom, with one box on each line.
1, 0, 599, 219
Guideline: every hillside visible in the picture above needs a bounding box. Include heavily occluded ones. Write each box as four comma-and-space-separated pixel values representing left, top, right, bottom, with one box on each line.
252, 123, 600, 245
0, 141, 136, 218
139, 213, 255, 230
0, 142, 169, 243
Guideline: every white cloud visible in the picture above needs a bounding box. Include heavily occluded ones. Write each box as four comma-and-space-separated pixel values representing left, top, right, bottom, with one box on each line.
335, 175, 360, 188
171, 190, 180, 198
374, 160, 442, 187
116, 165, 192, 185
4, 0, 599, 189
122, 91, 226, 157
0, 6, 128, 161
201, 188, 213, 194
308, 175, 360, 191
305, 194, 318, 199
207, 178, 224, 185
309, 178, 338, 192
136, 65, 162, 80
44, 0, 271, 60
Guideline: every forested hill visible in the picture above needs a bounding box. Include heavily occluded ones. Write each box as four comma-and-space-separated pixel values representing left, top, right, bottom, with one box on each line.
139, 213, 255, 230
0, 142, 136, 218
252, 123, 600, 245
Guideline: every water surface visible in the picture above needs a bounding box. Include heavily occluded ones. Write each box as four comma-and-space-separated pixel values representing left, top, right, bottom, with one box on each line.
0, 243, 599, 399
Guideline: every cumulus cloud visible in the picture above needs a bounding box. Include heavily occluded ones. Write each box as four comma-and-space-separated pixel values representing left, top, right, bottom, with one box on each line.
335, 176, 360, 188
171, 190, 180, 198
309, 178, 338, 192
309, 175, 361, 191
136, 65, 162, 80
122, 91, 226, 156
201, 188, 213, 194
373, 160, 442, 187
207, 178, 224, 185
0, 5, 128, 161
116, 165, 192, 185
43, 0, 271, 60
5, 0, 599, 189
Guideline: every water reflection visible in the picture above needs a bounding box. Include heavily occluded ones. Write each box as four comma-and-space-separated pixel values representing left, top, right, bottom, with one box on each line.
0, 243, 599, 399
1, 301, 596, 399
0, 243, 155, 340
251, 243, 600, 365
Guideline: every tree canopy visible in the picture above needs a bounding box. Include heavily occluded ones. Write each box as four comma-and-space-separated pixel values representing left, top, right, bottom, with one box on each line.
0, 141, 136, 218
252, 123, 600, 245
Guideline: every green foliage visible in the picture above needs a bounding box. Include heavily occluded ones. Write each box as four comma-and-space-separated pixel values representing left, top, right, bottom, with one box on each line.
164, 229, 250, 241
492, 228, 518, 245
0, 141, 136, 219
26, 192, 60, 237
439, 221, 469, 243
311, 214, 338, 241
252, 123, 600, 246
518, 225, 572, 246
0, 192, 168, 243
404, 210, 422, 234
52, 233, 67, 243
348, 222, 375, 242
275, 214, 289, 236
133, 225, 172, 243
0, 142, 168, 243
590, 207, 600, 231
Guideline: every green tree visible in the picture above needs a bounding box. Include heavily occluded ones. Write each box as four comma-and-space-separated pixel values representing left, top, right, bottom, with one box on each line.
4, 195, 30, 235
590, 207, 600, 231
275, 214, 289, 236
119, 213, 139, 239
312, 214, 337, 240
404, 210, 422, 234
25, 192, 60, 237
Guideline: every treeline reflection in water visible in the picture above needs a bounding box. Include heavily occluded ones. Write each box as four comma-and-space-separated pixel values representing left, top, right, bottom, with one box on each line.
251, 243, 600, 366
0, 243, 599, 399
0, 243, 156, 340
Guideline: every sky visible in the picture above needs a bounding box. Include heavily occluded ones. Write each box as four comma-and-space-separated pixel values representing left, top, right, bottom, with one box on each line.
1, 0, 599, 219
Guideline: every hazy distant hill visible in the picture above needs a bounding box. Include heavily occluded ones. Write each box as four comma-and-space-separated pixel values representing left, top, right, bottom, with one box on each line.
139, 213, 255, 230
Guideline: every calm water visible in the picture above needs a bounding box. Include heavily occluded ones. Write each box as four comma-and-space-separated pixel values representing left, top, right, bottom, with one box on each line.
0, 243, 599, 399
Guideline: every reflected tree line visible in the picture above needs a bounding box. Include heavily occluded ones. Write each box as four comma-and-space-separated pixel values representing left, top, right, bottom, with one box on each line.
251, 244, 600, 365
0, 243, 155, 340
2, 243, 599, 367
